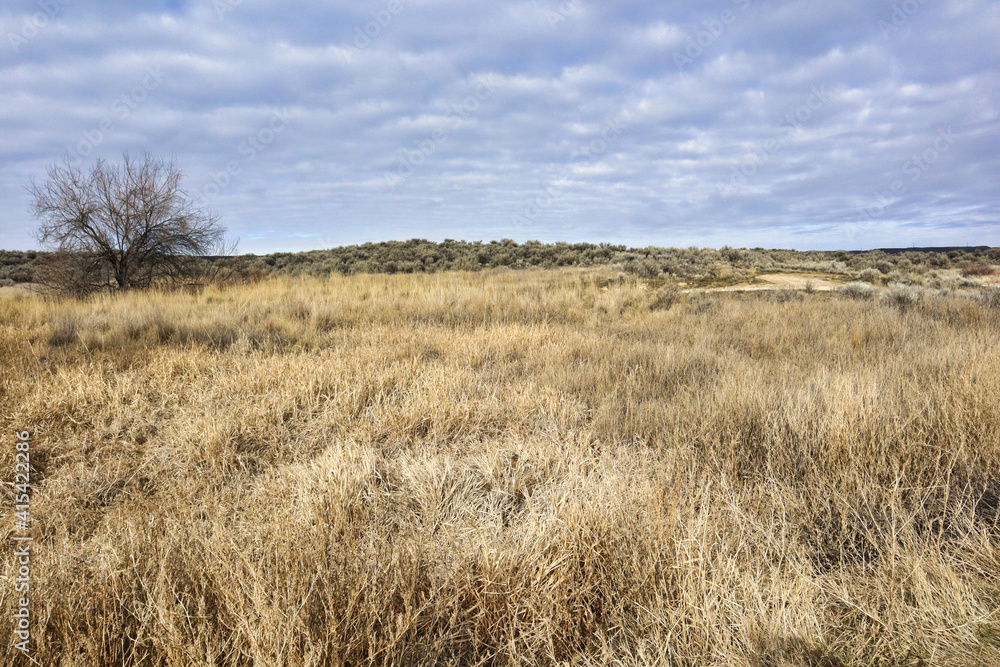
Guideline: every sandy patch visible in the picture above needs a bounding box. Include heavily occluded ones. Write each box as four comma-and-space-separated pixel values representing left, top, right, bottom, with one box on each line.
684, 274, 841, 293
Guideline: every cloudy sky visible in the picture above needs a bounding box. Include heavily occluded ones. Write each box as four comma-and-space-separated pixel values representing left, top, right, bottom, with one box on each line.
1, 0, 998, 252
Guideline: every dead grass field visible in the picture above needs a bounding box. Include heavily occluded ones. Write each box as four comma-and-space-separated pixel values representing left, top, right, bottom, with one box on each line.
2, 269, 999, 666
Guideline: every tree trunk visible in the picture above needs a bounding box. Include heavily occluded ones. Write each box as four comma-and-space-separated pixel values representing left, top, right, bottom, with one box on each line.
115, 259, 130, 289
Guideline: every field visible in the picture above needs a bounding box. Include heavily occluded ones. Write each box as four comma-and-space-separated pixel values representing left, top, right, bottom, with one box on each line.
2, 269, 1000, 665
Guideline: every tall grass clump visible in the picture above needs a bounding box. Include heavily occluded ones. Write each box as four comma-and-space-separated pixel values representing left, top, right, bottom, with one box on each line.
976, 288, 1000, 309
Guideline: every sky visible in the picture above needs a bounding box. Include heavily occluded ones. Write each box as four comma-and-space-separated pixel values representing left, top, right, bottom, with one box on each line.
1, 0, 998, 253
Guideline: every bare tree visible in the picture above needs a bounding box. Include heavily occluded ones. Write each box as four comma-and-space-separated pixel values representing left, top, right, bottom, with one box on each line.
29, 153, 232, 294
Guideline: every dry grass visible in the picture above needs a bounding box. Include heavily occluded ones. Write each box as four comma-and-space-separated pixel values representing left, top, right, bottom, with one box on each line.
1, 269, 999, 666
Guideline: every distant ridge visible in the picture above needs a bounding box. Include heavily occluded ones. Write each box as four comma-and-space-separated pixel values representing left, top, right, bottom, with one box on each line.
854, 246, 992, 255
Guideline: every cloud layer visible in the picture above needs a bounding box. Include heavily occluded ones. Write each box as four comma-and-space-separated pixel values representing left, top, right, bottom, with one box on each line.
2, 0, 998, 251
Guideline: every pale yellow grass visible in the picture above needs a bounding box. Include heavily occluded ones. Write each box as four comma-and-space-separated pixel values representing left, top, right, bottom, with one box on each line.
1, 269, 999, 666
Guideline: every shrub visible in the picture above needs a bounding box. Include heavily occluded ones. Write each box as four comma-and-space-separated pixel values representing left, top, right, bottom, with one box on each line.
880, 284, 923, 310
961, 263, 997, 277
857, 267, 882, 284
626, 259, 661, 279
838, 282, 876, 300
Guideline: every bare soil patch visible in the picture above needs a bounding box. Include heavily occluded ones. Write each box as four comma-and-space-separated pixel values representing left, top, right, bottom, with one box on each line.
683, 273, 841, 293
